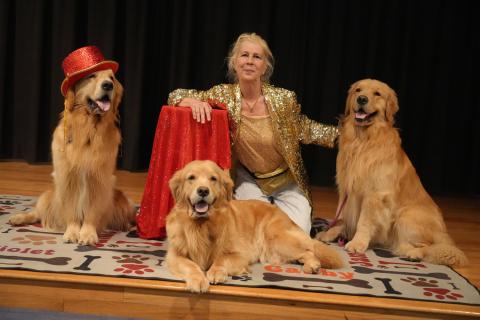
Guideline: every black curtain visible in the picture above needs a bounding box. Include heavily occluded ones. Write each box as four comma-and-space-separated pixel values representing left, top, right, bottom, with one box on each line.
0, 0, 478, 196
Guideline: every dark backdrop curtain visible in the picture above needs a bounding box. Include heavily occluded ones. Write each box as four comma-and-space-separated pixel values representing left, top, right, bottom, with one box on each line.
0, 0, 478, 196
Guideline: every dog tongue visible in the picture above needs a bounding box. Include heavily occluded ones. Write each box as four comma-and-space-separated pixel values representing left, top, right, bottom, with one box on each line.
194, 202, 209, 213
355, 112, 368, 119
96, 100, 111, 111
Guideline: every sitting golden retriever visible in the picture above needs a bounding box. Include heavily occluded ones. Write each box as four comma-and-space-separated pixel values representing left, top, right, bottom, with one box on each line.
316, 79, 467, 267
166, 160, 343, 293
9, 69, 135, 245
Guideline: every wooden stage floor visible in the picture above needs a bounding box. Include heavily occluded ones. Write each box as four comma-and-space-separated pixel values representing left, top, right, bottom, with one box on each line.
0, 161, 479, 319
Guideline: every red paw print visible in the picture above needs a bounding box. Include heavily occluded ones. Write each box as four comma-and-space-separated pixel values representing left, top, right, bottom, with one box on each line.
423, 288, 464, 300
401, 276, 463, 301
401, 277, 438, 287
113, 254, 154, 275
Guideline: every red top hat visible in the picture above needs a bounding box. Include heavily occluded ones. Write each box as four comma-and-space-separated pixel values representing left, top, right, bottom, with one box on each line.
60, 46, 119, 96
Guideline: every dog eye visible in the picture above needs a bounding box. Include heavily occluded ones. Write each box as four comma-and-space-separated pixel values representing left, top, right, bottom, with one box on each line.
187, 175, 196, 180
210, 176, 217, 181
355, 88, 361, 92
374, 91, 381, 96
86, 74, 96, 79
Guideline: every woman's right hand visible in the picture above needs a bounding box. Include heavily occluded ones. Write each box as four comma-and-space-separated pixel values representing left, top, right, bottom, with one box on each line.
178, 98, 212, 123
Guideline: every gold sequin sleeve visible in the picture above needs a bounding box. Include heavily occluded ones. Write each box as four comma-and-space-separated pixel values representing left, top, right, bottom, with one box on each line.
297, 112, 338, 148
291, 97, 338, 148
167, 84, 236, 108
167, 88, 207, 105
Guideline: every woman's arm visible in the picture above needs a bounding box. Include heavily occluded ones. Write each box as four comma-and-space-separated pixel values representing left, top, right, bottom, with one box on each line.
288, 93, 338, 148
168, 89, 213, 123
297, 113, 339, 148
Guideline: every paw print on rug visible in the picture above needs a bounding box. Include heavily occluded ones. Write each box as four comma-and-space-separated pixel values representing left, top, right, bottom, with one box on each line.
401, 277, 464, 301
112, 254, 154, 275
95, 231, 117, 248
0, 205, 15, 215
11, 235, 57, 245
423, 288, 464, 300
0, 199, 21, 206
401, 277, 438, 287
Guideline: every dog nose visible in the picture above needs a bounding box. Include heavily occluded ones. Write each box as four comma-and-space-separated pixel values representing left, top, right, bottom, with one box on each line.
197, 187, 209, 197
357, 95, 368, 105
102, 81, 113, 91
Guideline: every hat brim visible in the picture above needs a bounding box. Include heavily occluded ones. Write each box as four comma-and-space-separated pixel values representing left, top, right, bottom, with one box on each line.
60, 60, 119, 96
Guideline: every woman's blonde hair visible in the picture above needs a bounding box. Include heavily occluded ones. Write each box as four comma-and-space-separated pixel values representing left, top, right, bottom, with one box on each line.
226, 33, 274, 83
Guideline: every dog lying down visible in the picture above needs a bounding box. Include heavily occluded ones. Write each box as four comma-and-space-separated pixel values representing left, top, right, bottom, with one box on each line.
166, 160, 344, 293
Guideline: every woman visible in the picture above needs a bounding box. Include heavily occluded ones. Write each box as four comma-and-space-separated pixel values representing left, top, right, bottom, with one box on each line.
168, 33, 337, 234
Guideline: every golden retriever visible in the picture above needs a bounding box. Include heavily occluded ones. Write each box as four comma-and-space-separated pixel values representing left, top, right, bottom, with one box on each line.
9, 70, 135, 245
166, 160, 344, 293
316, 79, 467, 267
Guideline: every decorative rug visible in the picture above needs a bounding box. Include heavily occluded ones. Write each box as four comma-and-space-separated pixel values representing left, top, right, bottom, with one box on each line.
0, 194, 479, 306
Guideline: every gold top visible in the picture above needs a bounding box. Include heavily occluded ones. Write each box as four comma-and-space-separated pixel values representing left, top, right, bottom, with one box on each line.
168, 83, 339, 204
234, 114, 285, 175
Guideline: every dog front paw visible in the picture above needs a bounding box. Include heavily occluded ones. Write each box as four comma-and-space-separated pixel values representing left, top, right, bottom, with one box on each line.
303, 259, 321, 274
185, 274, 210, 293
207, 266, 228, 284
63, 224, 81, 243
405, 248, 424, 261
315, 224, 343, 243
78, 225, 98, 246
345, 239, 369, 253
315, 231, 335, 242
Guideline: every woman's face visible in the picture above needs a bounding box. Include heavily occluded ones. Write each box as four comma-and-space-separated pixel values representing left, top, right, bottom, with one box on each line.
233, 40, 267, 83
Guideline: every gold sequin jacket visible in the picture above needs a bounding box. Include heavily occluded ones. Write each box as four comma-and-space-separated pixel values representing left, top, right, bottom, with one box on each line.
168, 83, 338, 203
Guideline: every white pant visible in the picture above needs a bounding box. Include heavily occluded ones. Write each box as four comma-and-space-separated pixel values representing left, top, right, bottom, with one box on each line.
234, 166, 312, 234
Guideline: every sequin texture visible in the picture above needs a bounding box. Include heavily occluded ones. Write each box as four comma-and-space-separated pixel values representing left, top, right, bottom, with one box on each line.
168, 83, 339, 203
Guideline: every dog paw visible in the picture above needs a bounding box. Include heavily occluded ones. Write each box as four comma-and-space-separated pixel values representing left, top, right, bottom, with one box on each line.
303, 259, 321, 274
315, 231, 335, 242
185, 274, 210, 293
345, 239, 368, 253
405, 248, 424, 261
207, 266, 228, 284
78, 226, 98, 246
78, 232, 98, 246
63, 225, 81, 243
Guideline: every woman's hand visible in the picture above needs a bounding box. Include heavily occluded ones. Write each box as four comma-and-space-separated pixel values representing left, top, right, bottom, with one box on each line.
178, 98, 212, 123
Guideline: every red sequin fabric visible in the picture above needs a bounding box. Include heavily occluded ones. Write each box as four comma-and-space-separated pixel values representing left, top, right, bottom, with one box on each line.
136, 106, 231, 239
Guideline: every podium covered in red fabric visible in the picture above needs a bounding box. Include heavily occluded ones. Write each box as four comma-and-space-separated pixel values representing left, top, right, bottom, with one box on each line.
137, 106, 231, 239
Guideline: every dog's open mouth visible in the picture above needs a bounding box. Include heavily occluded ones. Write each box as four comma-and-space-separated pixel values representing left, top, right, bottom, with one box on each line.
354, 110, 378, 126
192, 200, 210, 218
88, 94, 111, 113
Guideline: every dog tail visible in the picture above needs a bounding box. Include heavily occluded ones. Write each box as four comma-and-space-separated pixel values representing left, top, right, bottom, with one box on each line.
423, 233, 468, 267
313, 240, 344, 269
109, 189, 137, 231
9, 191, 52, 226
9, 210, 40, 226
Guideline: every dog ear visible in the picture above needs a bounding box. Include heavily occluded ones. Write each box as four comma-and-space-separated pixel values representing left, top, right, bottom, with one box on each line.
220, 168, 234, 201
345, 82, 358, 117
112, 78, 124, 112
168, 168, 183, 203
64, 88, 75, 111
385, 88, 399, 124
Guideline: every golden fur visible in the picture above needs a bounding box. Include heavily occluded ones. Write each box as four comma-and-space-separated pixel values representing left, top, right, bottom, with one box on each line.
9, 70, 135, 245
316, 79, 467, 267
166, 160, 343, 293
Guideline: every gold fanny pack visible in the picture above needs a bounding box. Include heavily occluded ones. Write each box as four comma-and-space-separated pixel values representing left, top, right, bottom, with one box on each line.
245, 165, 294, 195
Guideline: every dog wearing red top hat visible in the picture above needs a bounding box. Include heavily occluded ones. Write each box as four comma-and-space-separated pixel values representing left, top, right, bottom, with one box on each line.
9, 46, 136, 245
